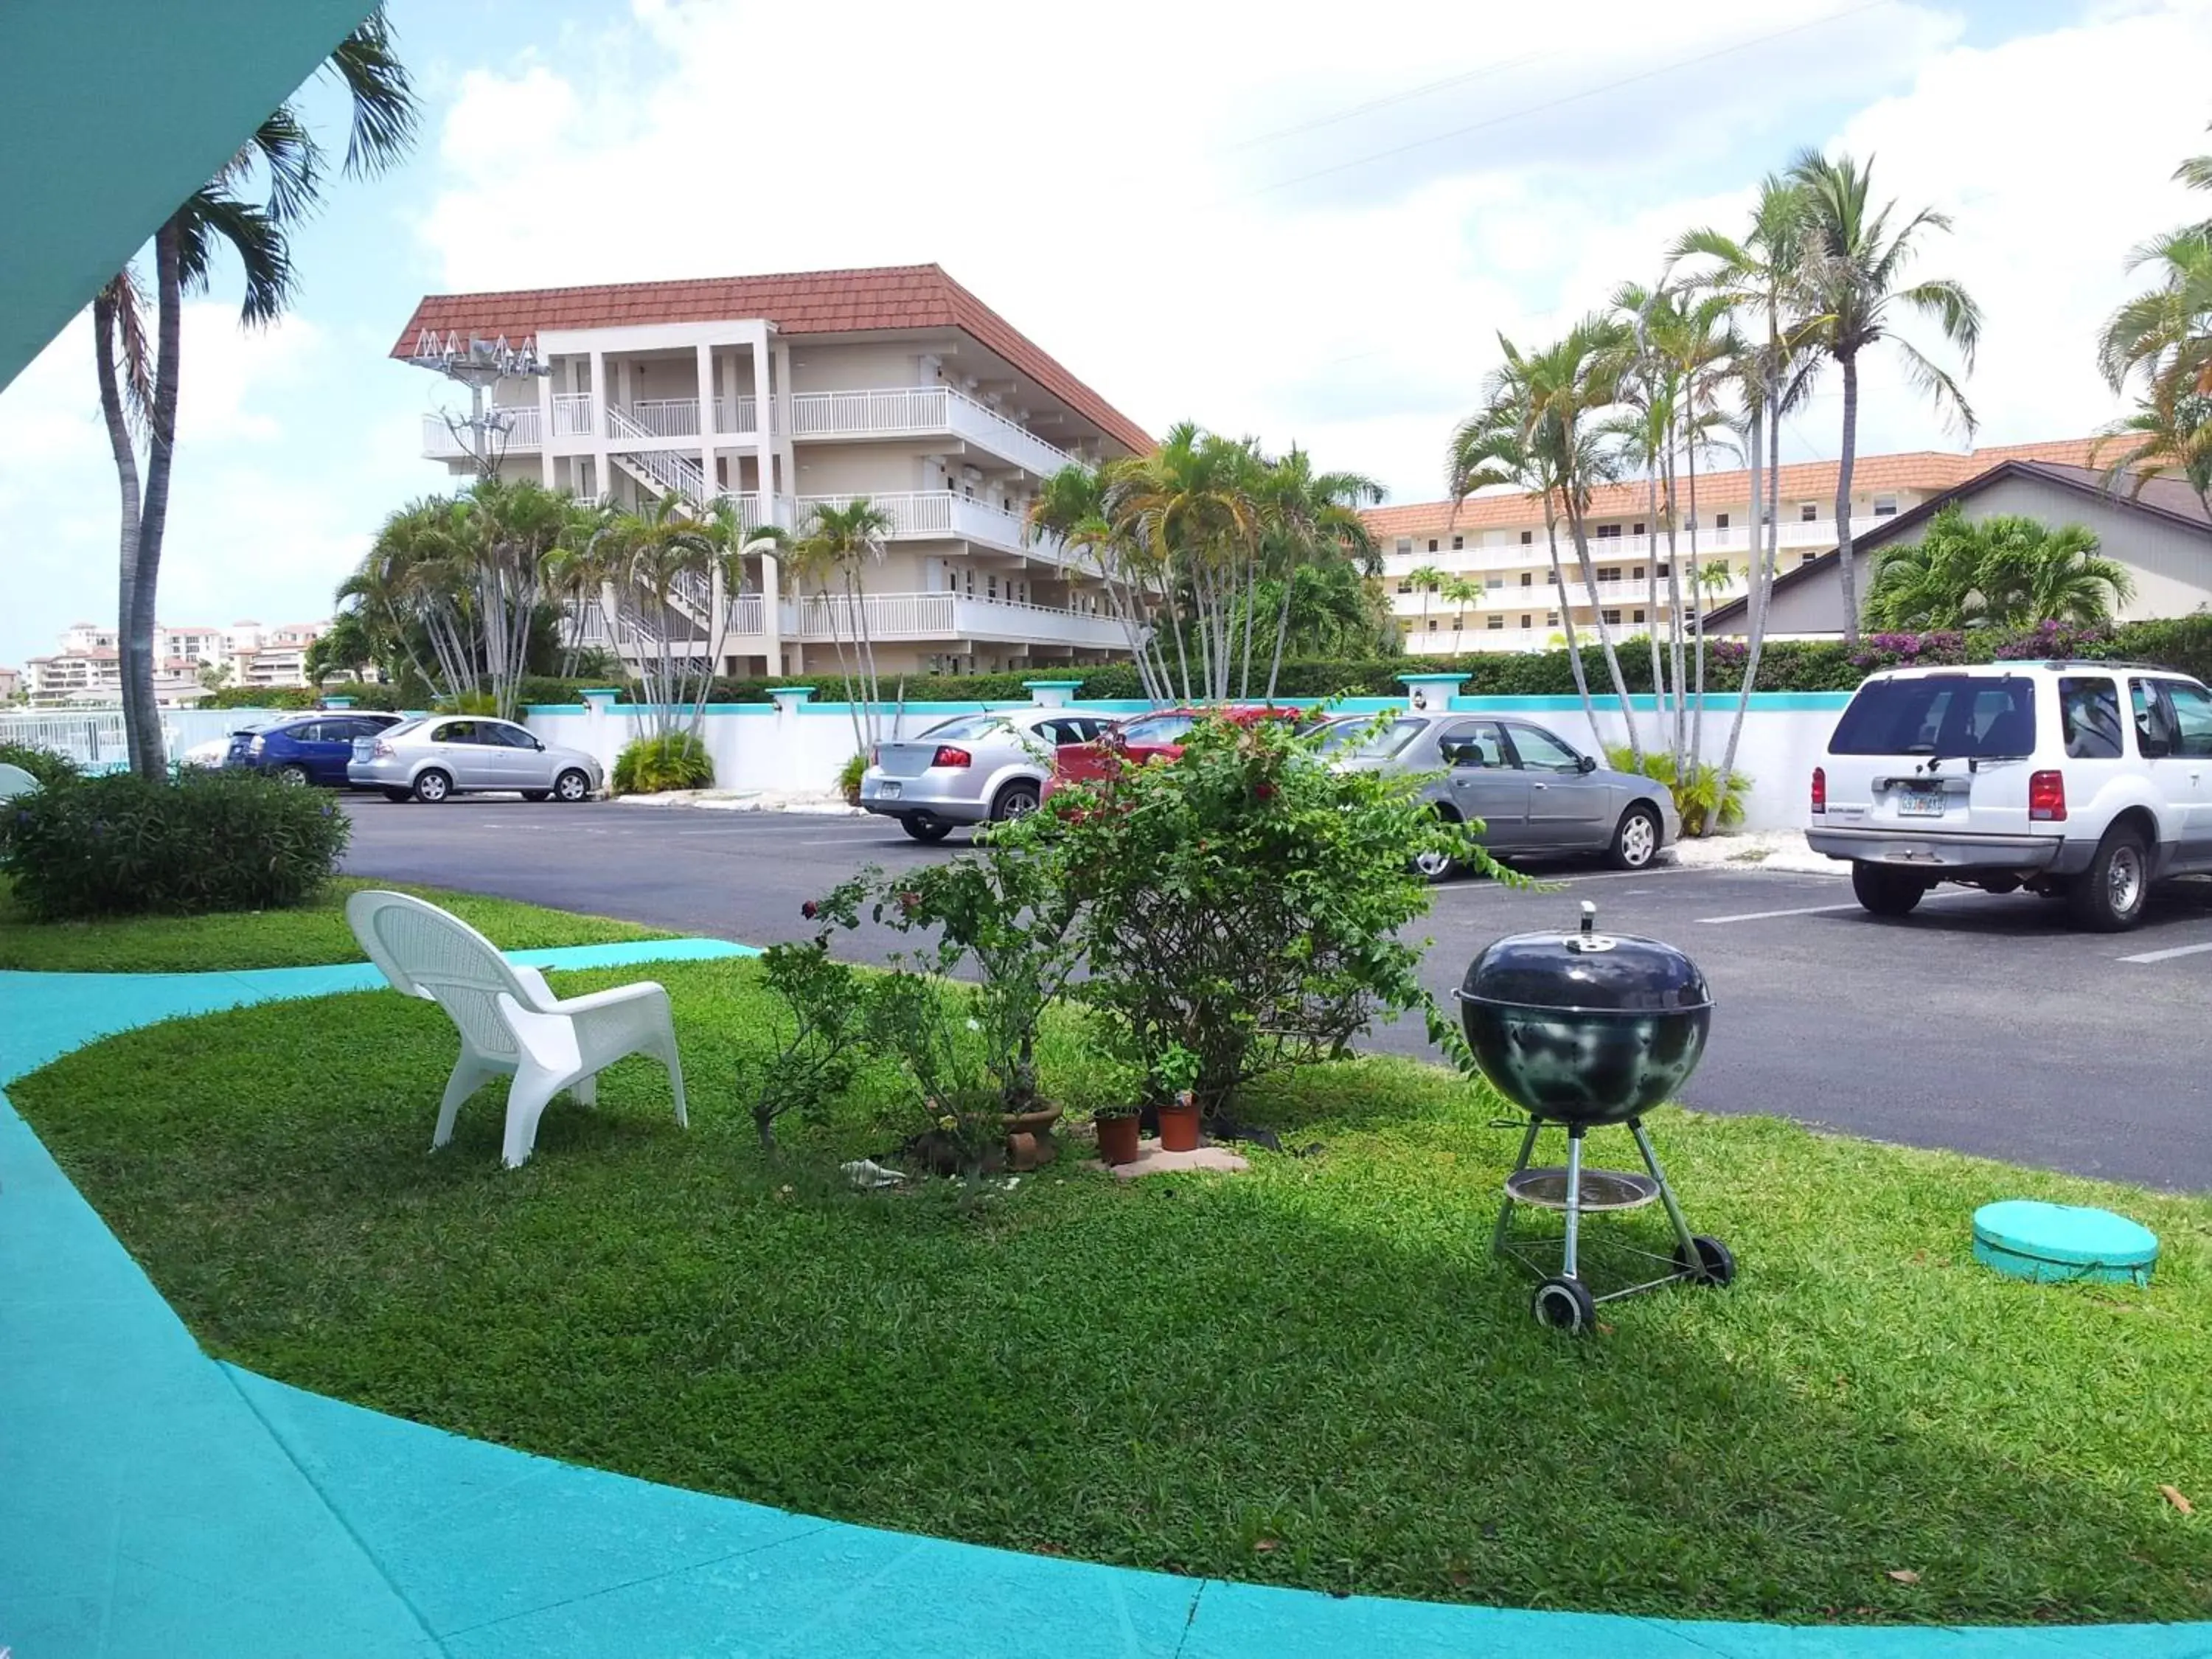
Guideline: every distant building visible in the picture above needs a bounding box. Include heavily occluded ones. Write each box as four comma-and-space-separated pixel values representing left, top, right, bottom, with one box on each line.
24, 618, 329, 706
0, 664, 23, 701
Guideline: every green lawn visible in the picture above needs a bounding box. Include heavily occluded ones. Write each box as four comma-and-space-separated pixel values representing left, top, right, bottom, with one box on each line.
11, 956, 2211, 1624
0, 875, 670, 973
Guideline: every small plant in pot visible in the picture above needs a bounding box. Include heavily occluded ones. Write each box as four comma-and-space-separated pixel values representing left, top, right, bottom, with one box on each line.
1150, 1046, 1203, 1152
1092, 1102, 1143, 1166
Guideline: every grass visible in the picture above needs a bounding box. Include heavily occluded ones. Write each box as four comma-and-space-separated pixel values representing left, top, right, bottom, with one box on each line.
0, 874, 671, 973
11, 956, 2212, 1626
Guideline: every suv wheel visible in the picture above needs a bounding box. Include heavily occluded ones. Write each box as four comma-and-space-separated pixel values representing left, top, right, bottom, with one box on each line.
2068, 826, 2150, 932
1851, 860, 1927, 918
1608, 804, 1662, 870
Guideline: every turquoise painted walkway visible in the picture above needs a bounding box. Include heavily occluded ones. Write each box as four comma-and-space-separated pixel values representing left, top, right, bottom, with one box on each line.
4, 945, 2208, 1656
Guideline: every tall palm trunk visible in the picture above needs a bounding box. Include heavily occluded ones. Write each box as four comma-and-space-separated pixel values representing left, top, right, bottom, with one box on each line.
1685, 439, 1708, 782
1265, 560, 1297, 700
1563, 498, 1644, 766
1643, 463, 1666, 762
1660, 446, 1687, 770
1238, 544, 1260, 699
125, 220, 186, 780
94, 291, 147, 769
1719, 375, 1779, 787
1545, 507, 1604, 751
1834, 352, 1862, 647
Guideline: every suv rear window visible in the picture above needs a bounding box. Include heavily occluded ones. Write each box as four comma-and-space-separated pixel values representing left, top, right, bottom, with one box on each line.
1829, 675, 2037, 759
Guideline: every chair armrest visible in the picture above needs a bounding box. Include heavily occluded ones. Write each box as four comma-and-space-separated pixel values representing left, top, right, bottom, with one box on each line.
547, 981, 669, 1018
509, 963, 558, 1010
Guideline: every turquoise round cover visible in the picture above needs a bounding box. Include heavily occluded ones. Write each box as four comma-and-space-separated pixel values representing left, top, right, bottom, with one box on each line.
1973, 1200, 2158, 1267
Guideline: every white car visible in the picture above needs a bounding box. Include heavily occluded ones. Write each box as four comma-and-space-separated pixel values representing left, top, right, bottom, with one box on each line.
347, 715, 604, 804
860, 708, 1112, 841
1807, 659, 2212, 930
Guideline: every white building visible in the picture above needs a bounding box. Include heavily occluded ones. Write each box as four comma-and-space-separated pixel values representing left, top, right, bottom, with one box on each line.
1367, 437, 2118, 655
24, 619, 327, 706
0, 664, 21, 702
395, 263, 1150, 678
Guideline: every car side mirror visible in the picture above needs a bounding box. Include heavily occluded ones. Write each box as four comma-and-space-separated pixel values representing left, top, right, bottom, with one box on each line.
532, 737, 546, 751
1578, 754, 1599, 773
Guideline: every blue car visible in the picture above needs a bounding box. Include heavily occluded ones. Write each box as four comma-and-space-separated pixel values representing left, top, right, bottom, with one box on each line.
224, 712, 406, 787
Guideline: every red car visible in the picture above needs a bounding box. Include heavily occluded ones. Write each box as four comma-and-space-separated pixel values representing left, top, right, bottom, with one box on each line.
1043, 705, 1300, 799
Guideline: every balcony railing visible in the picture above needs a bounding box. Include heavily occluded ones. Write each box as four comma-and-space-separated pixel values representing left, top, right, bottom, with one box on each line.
788, 385, 1083, 478
777, 591, 1124, 648
790, 490, 1082, 569
552, 394, 595, 437
420, 406, 544, 459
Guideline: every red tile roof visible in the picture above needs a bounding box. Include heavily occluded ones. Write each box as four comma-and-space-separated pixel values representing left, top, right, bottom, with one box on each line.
1364, 437, 2118, 538
392, 264, 1151, 457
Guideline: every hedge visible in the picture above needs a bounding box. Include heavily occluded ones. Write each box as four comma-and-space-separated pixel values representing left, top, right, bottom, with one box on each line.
226, 616, 2212, 714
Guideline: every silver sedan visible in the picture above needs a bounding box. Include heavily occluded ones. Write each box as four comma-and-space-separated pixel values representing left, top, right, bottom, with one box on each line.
860, 708, 1114, 842
347, 715, 604, 804
1319, 710, 1678, 876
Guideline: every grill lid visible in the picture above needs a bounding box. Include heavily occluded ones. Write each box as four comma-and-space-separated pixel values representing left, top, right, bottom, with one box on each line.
1457, 902, 1711, 1015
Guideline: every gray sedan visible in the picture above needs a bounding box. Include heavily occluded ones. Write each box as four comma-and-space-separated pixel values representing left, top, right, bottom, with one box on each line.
347, 715, 604, 804
861, 708, 1113, 841
1319, 710, 1678, 877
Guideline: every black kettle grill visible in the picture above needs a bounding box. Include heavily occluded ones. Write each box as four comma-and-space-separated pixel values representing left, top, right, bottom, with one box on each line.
1454, 901, 1735, 1332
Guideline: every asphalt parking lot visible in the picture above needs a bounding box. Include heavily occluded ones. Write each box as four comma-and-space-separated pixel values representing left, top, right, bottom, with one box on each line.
342, 798, 2212, 1191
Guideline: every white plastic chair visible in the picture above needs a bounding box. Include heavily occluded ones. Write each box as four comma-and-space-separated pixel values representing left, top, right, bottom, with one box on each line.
0, 762, 40, 800
344, 889, 688, 1168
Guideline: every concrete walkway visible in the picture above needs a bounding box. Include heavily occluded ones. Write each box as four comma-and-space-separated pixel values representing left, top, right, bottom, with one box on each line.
4, 944, 2208, 1656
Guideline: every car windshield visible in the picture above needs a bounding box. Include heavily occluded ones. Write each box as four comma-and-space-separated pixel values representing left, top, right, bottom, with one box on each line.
1829, 675, 2037, 759
1318, 717, 1427, 759
1117, 714, 1199, 744
919, 714, 1012, 741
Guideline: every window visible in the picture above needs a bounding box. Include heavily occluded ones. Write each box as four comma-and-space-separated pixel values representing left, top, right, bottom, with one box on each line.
1451, 535, 1464, 550
1397, 579, 1413, 594
1118, 714, 1200, 745
1520, 614, 1532, 628
1799, 501, 1819, 522
485, 723, 539, 748
2165, 681, 2212, 757
1632, 523, 1646, 537
1545, 571, 1557, 585
1828, 675, 2036, 759
1486, 615, 1505, 630
1657, 563, 1671, 578
2059, 678, 2124, 759
1318, 717, 1427, 761
987, 574, 998, 599
1800, 552, 1818, 566
431, 720, 478, 744
1601, 608, 1622, 626
1632, 609, 1646, 624
1507, 723, 1587, 774
1520, 529, 1534, 545
1873, 494, 1899, 518
1545, 612, 1559, 626
1597, 566, 1621, 582
1632, 566, 1644, 580
1427, 618, 1439, 630
1485, 575, 1504, 590
1520, 571, 1533, 587
926, 714, 1018, 741
1716, 512, 1731, 530
1596, 524, 1622, 539
1396, 537, 1412, 554
1427, 539, 1439, 553
1440, 720, 1510, 768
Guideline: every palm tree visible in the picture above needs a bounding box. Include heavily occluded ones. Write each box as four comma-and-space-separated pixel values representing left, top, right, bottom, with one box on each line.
1103, 422, 1260, 701
1442, 575, 1481, 655
1406, 563, 1446, 653
1865, 509, 2132, 630
97, 10, 417, 777
1029, 463, 1172, 703
788, 498, 895, 754
1249, 448, 1382, 696
1673, 174, 1819, 789
2096, 393, 2212, 518
1787, 150, 1981, 648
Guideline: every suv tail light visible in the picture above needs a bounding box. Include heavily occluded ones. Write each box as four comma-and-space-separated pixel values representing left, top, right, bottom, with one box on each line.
931, 745, 973, 769
2029, 770, 2067, 822
1810, 767, 1826, 815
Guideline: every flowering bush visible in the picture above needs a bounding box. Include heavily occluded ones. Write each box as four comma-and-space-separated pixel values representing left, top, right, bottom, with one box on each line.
0, 768, 349, 919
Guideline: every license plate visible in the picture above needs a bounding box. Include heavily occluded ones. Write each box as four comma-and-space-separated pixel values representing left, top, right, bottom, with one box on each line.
874, 781, 901, 799
1895, 785, 1947, 818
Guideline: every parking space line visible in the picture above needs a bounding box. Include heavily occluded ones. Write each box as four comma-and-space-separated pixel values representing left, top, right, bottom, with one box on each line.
2119, 940, 2212, 964
1696, 902, 1863, 924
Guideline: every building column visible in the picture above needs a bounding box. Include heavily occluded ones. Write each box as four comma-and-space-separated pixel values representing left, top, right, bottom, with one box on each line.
695, 341, 716, 506
536, 363, 557, 490
588, 347, 608, 506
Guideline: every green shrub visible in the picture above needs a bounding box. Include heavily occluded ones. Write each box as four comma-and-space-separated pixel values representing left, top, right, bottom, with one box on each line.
0, 768, 351, 919
198, 684, 409, 713
1605, 746, 1750, 838
613, 731, 714, 795
838, 752, 866, 806
0, 742, 82, 792
1020, 712, 1492, 1117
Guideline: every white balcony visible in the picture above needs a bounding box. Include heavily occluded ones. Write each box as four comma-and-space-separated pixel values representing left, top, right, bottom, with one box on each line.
778, 591, 1125, 649
791, 490, 1084, 571
421, 406, 543, 459
1383, 518, 1838, 579
789, 385, 1082, 478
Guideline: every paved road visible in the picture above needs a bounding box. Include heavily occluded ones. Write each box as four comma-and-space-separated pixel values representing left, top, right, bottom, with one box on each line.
343, 798, 2212, 1191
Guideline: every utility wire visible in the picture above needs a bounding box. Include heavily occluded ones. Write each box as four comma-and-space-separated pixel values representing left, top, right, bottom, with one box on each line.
1221, 44, 1565, 153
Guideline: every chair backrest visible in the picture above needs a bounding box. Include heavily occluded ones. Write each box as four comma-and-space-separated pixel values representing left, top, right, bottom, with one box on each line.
344, 889, 529, 1059
0, 762, 39, 801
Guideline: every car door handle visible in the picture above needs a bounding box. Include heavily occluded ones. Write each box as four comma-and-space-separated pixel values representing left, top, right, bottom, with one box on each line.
1532, 782, 1549, 790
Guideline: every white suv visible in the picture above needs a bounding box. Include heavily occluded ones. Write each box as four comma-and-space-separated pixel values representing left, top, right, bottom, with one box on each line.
1808, 660, 2212, 931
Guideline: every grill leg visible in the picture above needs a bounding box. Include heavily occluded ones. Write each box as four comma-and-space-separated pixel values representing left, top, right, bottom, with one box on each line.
1629, 1116, 1702, 1264
1490, 1118, 1541, 1260
1562, 1127, 1586, 1281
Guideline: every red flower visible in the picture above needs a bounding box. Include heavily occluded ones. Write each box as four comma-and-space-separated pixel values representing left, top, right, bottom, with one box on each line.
898, 890, 922, 914
800, 900, 819, 919
1255, 782, 1278, 801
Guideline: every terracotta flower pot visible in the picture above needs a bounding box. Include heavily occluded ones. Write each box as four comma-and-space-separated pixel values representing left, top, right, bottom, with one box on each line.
1003, 1104, 1063, 1172
1155, 1098, 1202, 1153
1095, 1113, 1143, 1166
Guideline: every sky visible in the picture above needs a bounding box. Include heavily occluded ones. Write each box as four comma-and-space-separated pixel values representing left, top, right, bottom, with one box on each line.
1, 0, 2208, 668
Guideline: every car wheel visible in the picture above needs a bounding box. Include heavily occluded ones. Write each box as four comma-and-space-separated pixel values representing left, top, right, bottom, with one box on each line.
1851, 860, 1927, 917
2067, 825, 2150, 932
900, 814, 953, 844
275, 763, 310, 787
1412, 846, 1458, 883
1608, 803, 1662, 870
412, 768, 452, 804
522, 789, 551, 801
991, 780, 1041, 821
382, 787, 412, 804
553, 768, 592, 803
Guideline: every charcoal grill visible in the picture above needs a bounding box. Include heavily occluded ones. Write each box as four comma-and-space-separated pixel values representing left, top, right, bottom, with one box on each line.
1454, 901, 1734, 1332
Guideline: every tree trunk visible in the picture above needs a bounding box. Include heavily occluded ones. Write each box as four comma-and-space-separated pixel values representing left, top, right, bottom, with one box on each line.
1661, 448, 1687, 771
1564, 497, 1643, 767
1644, 465, 1666, 765
1684, 439, 1707, 796
1545, 510, 1604, 751
1719, 396, 1765, 790
1834, 352, 1861, 649
1265, 560, 1296, 700
94, 290, 147, 771
127, 220, 186, 781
